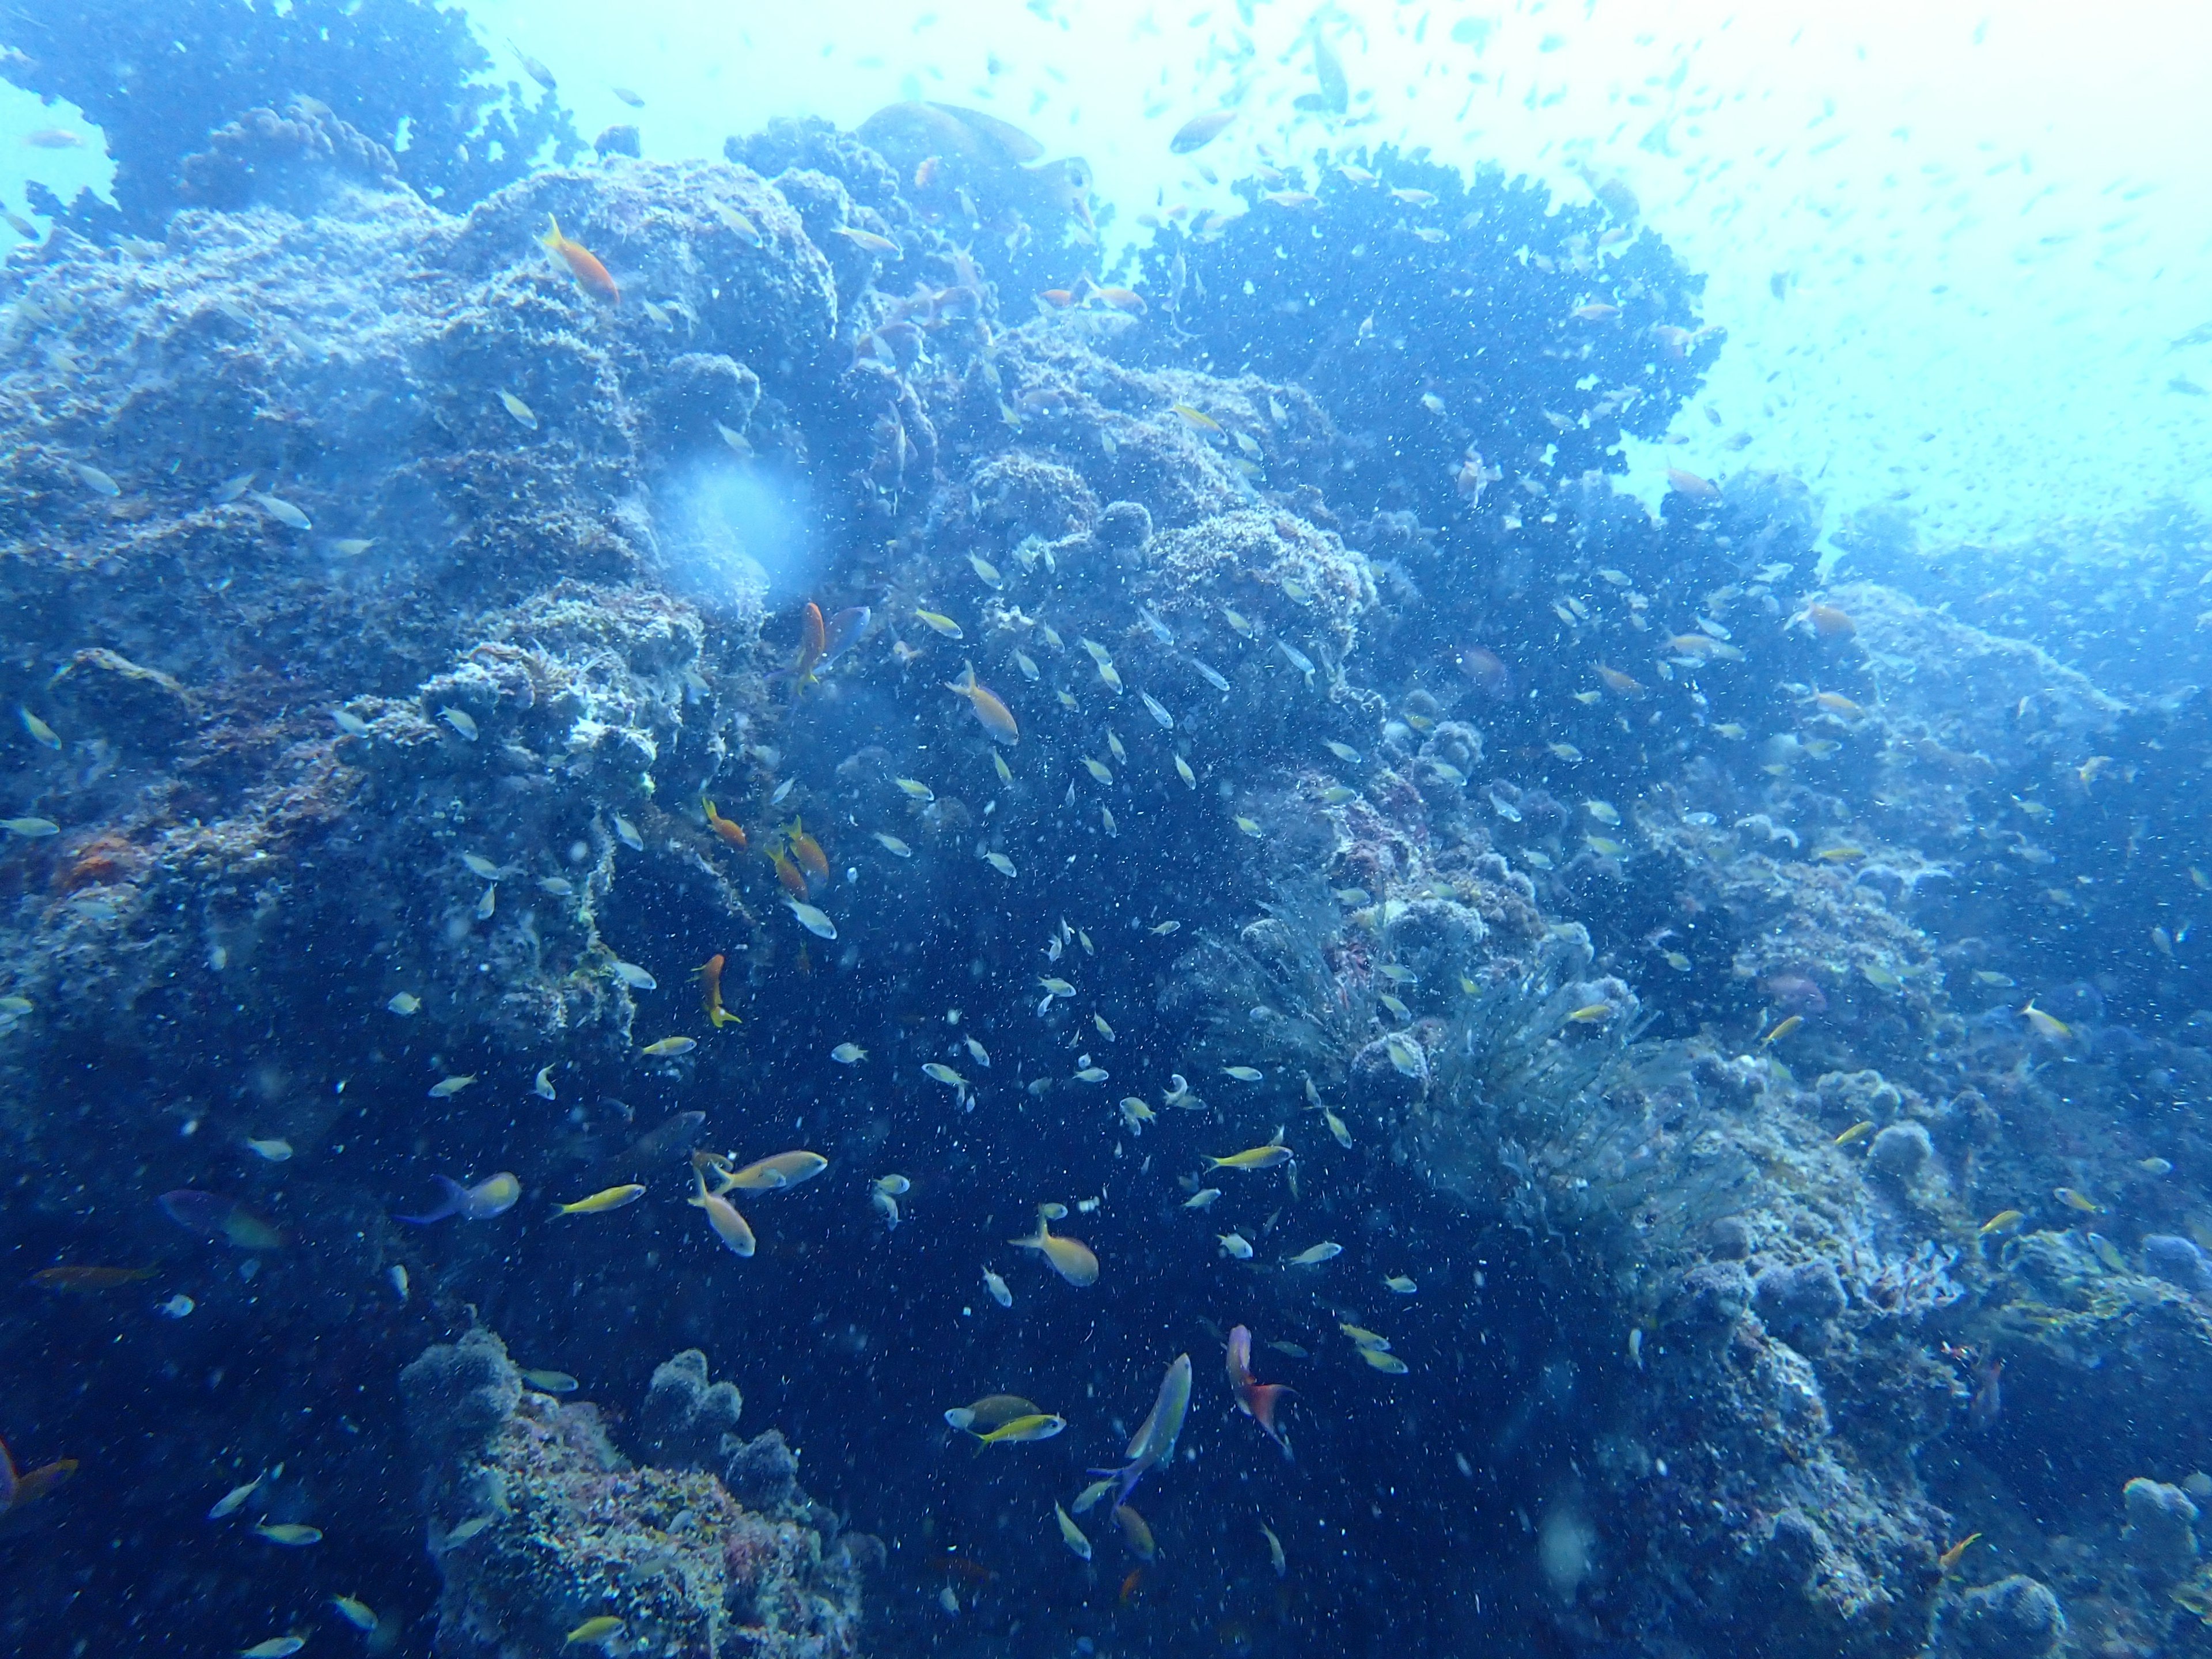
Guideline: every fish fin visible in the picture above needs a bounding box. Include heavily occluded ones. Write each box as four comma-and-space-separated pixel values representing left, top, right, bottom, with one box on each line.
10, 1459, 75, 1505
397, 1175, 466, 1225
542, 213, 563, 249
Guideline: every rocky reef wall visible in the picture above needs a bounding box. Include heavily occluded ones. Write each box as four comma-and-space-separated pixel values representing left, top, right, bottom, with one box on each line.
2, 60, 2211, 1659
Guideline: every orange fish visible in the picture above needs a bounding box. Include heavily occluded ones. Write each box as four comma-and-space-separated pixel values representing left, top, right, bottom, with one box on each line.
1038, 289, 1076, 308
1094, 286, 1147, 315
769, 846, 808, 898
702, 797, 747, 853
28, 1266, 153, 1291
540, 214, 620, 303
785, 818, 829, 884
0, 1434, 75, 1513
914, 155, 945, 190
694, 953, 742, 1029
944, 662, 1019, 744
1119, 1567, 1143, 1603
778, 601, 827, 691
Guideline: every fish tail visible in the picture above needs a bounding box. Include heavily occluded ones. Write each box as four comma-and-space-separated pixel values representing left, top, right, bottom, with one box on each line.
541, 213, 563, 249
398, 1176, 466, 1225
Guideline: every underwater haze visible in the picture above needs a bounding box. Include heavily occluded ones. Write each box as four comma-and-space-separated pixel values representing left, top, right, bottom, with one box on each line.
5, 2, 2212, 1658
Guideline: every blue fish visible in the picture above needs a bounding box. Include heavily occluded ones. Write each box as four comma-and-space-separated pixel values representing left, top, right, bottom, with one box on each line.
397, 1172, 521, 1225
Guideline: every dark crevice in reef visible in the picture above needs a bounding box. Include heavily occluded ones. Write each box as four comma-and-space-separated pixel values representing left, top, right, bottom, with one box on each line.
2, 8, 2212, 1659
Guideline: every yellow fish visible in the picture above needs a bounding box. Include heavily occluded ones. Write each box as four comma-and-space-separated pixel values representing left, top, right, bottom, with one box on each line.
1565, 1003, 1613, 1023
641, 1036, 697, 1057
1937, 1533, 1981, 1573
2052, 1186, 2101, 1214
1833, 1120, 1876, 1147
969, 1412, 1067, 1446
2021, 1002, 2072, 1040
1209, 1143, 1293, 1171
1010, 1209, 1099, 1285
914, 609, 964, 639
565, 1618, 626, 1646
1977, 1209, 2025, 1237
944, 662, 1018, 743
1761, 1015, 1802, 1045
554, 1184, 645, 1216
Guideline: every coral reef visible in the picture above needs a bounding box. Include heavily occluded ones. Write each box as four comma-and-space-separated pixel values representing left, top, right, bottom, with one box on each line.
3, 51, 2212, 1659
400, 1327, 868, 1657
1, 0, 579, 233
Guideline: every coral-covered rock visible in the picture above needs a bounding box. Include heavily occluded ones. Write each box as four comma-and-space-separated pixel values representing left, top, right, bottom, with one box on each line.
1940, 1574, 2065, 1658
401, 1328, 866, 1659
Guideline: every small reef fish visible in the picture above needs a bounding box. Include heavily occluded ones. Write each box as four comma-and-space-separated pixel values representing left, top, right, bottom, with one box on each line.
1358, 1347, 1411, 1374
1056, 1501, 1092, 1559
913, 608, 964, 639
331, 1596, 379, 1630
720, 1151, 829, 1193
208, 1472, 267, 1519
1223, 1065, 1264, 1082
1218, 1232, 1254, 1258
831, 1043, 868, 1063
2022, 1001, 2073, 1040
496, 390, 537, 429
1011, 1206, 1099, 1286
554, 1184, 645, 1216
695, 953, 741, 1029
429, 1074, 479, 1097
542, 214, 620, 302
2053, 1187, 2101, 1214
1262, 1521, 1287, 1577
609, 960, 656, 990
612, 813, 645, 851
1, 817, 59, 836
941, 660, 1020, 743
688, 1158, 755, 1257
1091, 1353, 1191, 1506
239, 1641, 305, 1658
1170, 108, 1236, 153
159, 1190, 283, 1249
1761, 1016, 1803, 1046
398, 1173, 520, 1225
969, 1413, 1066, 1447
439, 706, 478, 740
1209, 1143, 1293, 1171
641, 1036, 696, 1057
1282, 1241, 1342, 1266
518, 1370, 579, 1394
831, 225, 900, 256
533, 1066, 557, 1099
1938, 1533, 1982, 1573
29, 1266, 152, 1291
1183, 1188, 1222, 1209
1978, 1209, 2025, 1237
245, 1138, 292, 1162
565, 1618, 627, 1647
250, 491, 311, 530
18, 707, 59, 749
1226, 1325, 1294, 1459
702, 798, 748, 852
1385, 1275, 1419, 1294
72, 461, 122, 496
786, 897, 836, 939
1834, 1121, 1877, 1147
254, 1522, 321, 1546
1115, 1504, 1156, 1561
923, 1062, 968, 1089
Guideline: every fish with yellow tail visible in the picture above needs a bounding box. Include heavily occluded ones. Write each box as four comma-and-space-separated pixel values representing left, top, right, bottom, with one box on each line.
694, 953, 741, 1029
552, 1184, 645, 1217
540, 214, 620, 303
1089, 1352, 1191, 1508
2021, 1001, 2073, 1041
944, 661, 1019, 743
1010, 1205, 1099, 1286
